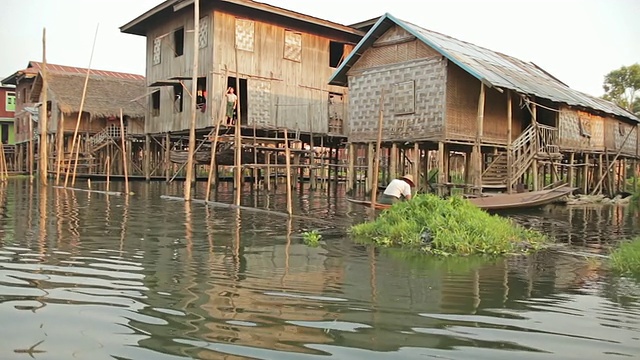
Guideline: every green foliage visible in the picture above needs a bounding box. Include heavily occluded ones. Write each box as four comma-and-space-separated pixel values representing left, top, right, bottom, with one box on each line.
602, 63, 640, 115
349, 193, 548, 256
302, 230, 322, 247
609, 237, 640, 275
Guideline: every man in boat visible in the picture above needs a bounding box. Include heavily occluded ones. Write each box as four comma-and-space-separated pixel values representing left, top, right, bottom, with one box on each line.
379, 174, 414, 205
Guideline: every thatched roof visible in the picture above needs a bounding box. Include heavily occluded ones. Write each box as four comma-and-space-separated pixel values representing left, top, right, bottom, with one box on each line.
30, 71, 147, 119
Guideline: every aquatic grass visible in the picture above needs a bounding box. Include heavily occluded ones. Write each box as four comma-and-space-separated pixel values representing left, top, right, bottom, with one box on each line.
349, 193, 548, 256
609, 237, 640, 275
302, 230, 322, 247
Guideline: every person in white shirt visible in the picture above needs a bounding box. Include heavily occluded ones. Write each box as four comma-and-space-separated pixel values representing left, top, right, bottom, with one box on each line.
379, 174, 414, 205
225, 87, 238, 125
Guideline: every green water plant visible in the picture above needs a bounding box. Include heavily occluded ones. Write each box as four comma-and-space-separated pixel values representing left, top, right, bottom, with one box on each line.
609, 237, 640, 275
302, 230, 322, 247
349, 193, 548, 256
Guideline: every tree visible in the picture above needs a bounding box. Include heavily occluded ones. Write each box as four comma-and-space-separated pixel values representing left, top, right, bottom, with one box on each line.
602, 63, 640, 115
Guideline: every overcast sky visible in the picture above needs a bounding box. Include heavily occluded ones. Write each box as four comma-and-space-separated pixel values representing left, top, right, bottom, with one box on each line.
1, 0, 638, 97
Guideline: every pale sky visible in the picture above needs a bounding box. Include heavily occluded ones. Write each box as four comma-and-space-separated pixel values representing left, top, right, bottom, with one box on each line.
1, 0, 638, 97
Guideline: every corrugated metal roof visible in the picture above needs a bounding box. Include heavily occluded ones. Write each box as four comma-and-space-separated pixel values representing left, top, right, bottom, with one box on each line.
329, 13, 638, 123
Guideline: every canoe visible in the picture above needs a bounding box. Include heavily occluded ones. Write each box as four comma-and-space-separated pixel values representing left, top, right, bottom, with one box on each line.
347, 184, 577, 211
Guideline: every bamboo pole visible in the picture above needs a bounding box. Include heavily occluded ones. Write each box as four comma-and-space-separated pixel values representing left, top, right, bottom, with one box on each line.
284, 128, 293, 215
119, 109, 130, 195
184, 0, 200, 201
253, 120, 258, 189
234, 46, 242, 206
71, 134, 82, 186
40, 28, 48, 186
64, 24, 99, 187
370, 93, 385, 210
106, 155, 110, 192
206, 66, 230, 202
55, 113, 65, 184
28, 113, 34, 183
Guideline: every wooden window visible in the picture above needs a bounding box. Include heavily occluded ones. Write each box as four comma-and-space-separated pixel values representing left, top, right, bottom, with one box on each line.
329, 41, 346, 68
235, 19, 254, 52
153, 37, 162, 65
5, 92, 15, 112
393, 80, 415, 115
174, 27, 185, 57
198, 16, 209, 49
173, 84, 183, 113
284, 30, 302, 62
151, 90, 160, 117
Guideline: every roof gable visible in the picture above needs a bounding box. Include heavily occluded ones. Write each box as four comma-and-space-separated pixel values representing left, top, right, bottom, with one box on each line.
329, 13, 638, 123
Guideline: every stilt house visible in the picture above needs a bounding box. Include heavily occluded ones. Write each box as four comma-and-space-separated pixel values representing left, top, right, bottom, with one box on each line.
120, 0, 363, 140
330, 14, 639, 195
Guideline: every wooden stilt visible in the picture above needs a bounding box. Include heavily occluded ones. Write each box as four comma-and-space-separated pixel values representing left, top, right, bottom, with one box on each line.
265, 150, 272, 192
438, 142, 446, 196
506, 90, 513, 193
592, 127, 636, 195
184, 0, 200, 200
474, 83, 485, 192
347, 142, 355, 193
309, 136, 316, 191
366, 142, 374, 193
144, 134, 151, 181
531, 103, 538, 191
40, 28, 49, 186
106, 155, 111, 192
582, 153, 589, 194
370, 94, 385, 209
413, 142, 420, 190
568, 152, 575, 187
284, 128, 293, 215
55, 113, 65, 184
119, 109, 130, 195
389, 143, 397, 181
28, 113, 34, 183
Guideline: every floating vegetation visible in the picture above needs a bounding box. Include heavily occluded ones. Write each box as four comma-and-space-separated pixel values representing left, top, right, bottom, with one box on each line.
302, 230, 322, 247
609, 237, 640, 275
349, 194, 548, 256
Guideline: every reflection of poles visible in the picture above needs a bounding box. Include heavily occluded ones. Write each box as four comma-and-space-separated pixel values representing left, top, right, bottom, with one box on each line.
38, 186, 48, 255
184, 201, 193, 256
284, 129, 293, 215
233, 47, 242, 207
55, 187, 62, 249
205, 205, 214, 250
28, 113, 34, 183
119, 194, 129, 254
369, 245, 378, 348
281, 217, 292, 287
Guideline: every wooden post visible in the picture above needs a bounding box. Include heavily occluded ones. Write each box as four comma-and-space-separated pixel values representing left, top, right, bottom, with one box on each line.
592, 127, 636, 195
438, 142, 446, 196
234, 46, 242, 207
28, 113, 34, 182
474, 83, 486, 192
366, 142, 374, 193
531, 103, 539, 191
506, 90, 513, 193
119, 109, 130, 195
583, 153, 589, 194
184, 0, 200, 200
389, 143, 397, 181
252, 121, 258, 189
347, 142, 355, 193
39, 28, 49, 186
413, 143, 420, 190
265, 150, 272, 192
106, 155, 111, 192
55, 113, 65, 185
309, 136, 317, 191
71, 134, 82, 186
597, 153, 603, 194
292, 153, 300, 188
284, 128, 293, 215
370, 94, 385, 209
144, 134, 151, 181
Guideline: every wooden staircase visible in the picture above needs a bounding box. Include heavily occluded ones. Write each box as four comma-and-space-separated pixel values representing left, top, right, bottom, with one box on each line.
88, 125, 126, 152
482, 123, 560, 190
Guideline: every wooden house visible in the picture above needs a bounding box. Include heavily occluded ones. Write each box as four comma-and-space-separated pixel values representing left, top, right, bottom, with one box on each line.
0, 86, 16, 145
330, 14, 639, 196
120, 0, 364, 145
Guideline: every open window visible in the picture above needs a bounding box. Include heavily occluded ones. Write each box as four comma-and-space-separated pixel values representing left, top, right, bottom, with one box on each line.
174, 27, 185, 57
329, 41, 346, 68
226, 77, 247, 125
151, 90, 160, 117
173, 84, 183, 113
196, 77, 207, 112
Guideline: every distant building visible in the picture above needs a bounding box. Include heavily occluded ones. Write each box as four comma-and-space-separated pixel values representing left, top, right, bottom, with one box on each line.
0, 86, 16, 144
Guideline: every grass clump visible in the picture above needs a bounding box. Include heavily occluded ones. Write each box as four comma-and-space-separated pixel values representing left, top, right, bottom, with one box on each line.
349, 193, 548, 256
609, 237, 640, 275
302, 230, 322, 247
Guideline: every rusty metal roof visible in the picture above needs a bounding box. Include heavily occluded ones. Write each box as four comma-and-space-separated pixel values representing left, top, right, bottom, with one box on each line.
1, 61, 144, 85
329, 13, 638, 123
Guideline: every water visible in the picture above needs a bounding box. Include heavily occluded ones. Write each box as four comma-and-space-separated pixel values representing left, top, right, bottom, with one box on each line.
0, 180, 639, 359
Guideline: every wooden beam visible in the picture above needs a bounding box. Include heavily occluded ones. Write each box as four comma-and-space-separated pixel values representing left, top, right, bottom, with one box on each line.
474, 83, 485, 191
184, 0, 200, 201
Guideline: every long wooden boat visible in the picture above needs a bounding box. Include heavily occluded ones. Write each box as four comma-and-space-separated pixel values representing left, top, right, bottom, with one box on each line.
347, 184, 577, 211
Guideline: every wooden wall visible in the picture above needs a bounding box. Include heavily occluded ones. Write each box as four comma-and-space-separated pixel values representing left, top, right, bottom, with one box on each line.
14, 80, 35, 143
143, 6, 353, 135
345, 25, 446, 142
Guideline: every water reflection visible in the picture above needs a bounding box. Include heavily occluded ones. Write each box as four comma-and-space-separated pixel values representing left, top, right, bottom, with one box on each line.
0, 181, 638, 359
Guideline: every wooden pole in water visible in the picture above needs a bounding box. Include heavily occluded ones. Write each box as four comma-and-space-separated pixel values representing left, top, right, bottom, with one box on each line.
71, 133, 82, 186
184, 0, 200, 201
106, 155, 111, 192
205, 67, 230, 201
119, 109, 130, 195
64, 24, 99, 187
55, 113, 65, 185
370, 93, 385, 209
40, 28, 49, 186
28, 113, 34, 183
284, 128, 293, 215
234, 46, 242, 206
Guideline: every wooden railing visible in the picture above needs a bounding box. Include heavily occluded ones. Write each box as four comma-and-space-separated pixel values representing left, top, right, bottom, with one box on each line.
508, 124, 538, 188
537, 124, 559, 154
88, 125, 127, 148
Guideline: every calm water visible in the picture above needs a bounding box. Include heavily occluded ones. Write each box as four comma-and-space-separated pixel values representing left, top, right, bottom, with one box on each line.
0, 180, 639, 360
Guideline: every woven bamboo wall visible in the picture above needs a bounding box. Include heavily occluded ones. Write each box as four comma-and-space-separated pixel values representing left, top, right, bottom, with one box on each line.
349, 26, 439, 72
445, 64, 478, 142
606, 119, 637, 156
347, 57, 446, 142
558, 107, 604, 151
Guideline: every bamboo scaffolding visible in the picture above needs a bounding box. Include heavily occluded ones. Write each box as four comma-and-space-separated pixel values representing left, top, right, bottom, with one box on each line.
65, 24, 99, 187
119, 109, 130, 195
40, 28, 48, 186
184, 0, 199, 201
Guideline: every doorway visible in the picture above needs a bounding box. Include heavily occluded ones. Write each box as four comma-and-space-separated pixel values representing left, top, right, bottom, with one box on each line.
226, 77, 248, 125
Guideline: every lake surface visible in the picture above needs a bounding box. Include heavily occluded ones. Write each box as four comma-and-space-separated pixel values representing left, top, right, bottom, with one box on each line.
1, 180, 639, 360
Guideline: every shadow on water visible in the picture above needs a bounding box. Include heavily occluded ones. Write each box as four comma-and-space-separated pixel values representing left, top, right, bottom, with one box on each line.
0, 179, 638, 359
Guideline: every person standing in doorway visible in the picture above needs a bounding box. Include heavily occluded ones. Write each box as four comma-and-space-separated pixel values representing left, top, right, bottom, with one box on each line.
225, 87, 238, 125
378, 174, 414, 205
